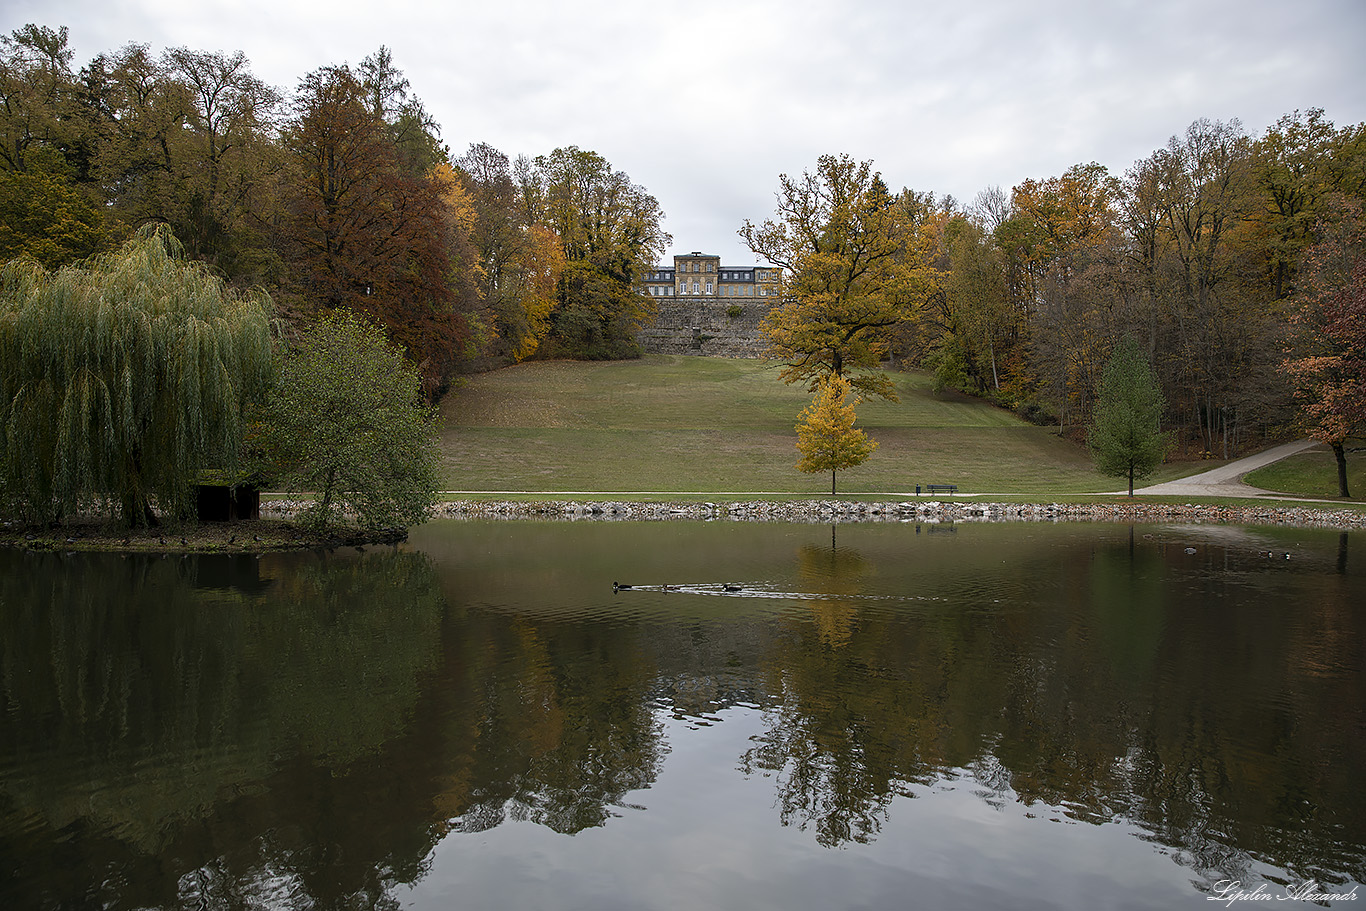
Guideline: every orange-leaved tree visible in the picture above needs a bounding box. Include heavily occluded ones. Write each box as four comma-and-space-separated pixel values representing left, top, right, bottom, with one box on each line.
1283, 203, 1366, 497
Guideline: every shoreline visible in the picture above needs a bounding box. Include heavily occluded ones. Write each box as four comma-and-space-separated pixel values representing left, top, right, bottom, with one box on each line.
6, 498, 1362, 555
271, 498, 1366, 529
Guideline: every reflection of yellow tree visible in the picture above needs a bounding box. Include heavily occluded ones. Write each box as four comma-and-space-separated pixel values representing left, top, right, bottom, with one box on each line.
797, 535, 869, 648
746, 530, 1366, 891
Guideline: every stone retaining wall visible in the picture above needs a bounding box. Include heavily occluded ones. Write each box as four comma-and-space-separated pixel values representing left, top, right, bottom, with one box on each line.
637, 297, 775, 357
260, 499, 1366, 530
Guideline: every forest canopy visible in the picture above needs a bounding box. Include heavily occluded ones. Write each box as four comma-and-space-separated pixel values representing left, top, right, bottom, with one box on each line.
0, 24, 668, 397
745, 114, 1366, 460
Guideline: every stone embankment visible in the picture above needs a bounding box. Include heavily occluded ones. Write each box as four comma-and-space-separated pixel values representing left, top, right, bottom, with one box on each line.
346, 499, 1366, 529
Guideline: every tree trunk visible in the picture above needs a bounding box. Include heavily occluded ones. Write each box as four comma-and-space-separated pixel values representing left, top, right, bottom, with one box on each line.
1332, 441, 1351, 498
831, 470, 836, 496
1128, 463, 1135, 497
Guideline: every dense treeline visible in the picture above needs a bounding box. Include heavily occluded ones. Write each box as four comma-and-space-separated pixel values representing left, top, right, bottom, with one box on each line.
921, 112, 1366, 458
0, 25, 668, 399
747, 116, 1366, 460
5, 24, 1363, 463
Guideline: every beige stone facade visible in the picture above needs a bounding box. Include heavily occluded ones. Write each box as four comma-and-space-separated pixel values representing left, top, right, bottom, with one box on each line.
643, 251, 781, 301
638, 251, 782, 357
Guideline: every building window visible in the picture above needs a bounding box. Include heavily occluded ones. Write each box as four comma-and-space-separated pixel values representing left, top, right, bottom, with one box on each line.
706, 282, 713, 294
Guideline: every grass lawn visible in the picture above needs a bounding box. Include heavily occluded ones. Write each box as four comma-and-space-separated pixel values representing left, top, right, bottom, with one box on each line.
436, 356, 1206, 496
1243, 442, 1366, 501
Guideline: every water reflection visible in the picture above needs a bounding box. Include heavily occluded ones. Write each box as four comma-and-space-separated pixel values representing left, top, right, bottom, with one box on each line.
0, 548, 447, 909
1, 521, 1363, 909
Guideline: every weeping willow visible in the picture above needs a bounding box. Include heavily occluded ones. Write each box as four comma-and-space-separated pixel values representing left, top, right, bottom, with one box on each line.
0, 224, 274, 526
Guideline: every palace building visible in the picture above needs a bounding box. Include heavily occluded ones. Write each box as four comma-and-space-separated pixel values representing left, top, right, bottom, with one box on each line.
644, 251, 781, 299
637, 251, 782, 357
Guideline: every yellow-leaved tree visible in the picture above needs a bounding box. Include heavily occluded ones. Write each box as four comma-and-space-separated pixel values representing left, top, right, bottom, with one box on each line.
795, 375, 878, 495
741, 154, 911, 401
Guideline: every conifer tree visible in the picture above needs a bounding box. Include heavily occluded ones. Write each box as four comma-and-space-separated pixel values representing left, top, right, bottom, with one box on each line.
1088, 338, 1168, 496
795, 375, 878, 495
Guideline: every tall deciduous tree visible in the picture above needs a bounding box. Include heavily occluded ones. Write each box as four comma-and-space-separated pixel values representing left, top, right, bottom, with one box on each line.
1283, 204, 1366, 498
255, 309, 440, 534
279, 65, 464, 394
79, 42, 282, 283
1125, 118, 1280, 458
0, 224, 273, 526
455, 141, 564, 362
1248, 109, 1366, 302
161, 46, 281, 270
742, 154, 909, 400
1087, 338, 1168, 496
0, 24, 76, 174
521, 146, 668, 359
795, 375, 878, 495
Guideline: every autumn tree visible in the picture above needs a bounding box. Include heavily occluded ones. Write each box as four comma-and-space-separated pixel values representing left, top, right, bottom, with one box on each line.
795, 375, 878, 495
1124, 118, 1286, 457
0, 24, 76, 174
160, 46, 281, 271
0, 165, 112, 266
0, 25, 119, 268
456, 141, 564, 362
1001, 162, 1127, 430
0, 224, 273, 526
278, 64, 466, 394
79, 43, 191, 222
1248, 109, 1366, 301
901, 207, 1025, 400
521, 146, 667, 359
1283, 204, 1366, 497
742, 154, 909, 400
1087, 338, 1168, 496
74, 42, 282, 281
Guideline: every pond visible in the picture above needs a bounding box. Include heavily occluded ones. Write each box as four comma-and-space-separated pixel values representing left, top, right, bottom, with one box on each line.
1, 519, 1363, 909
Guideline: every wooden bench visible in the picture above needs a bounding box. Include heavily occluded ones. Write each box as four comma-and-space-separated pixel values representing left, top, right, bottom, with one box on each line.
921, 484, 958, 496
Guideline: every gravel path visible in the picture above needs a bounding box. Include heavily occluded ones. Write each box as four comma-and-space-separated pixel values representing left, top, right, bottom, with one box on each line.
1130, 440, 1319, 498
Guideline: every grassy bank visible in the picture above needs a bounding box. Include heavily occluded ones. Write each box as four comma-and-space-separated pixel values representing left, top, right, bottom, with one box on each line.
1244, 443, 1366, 500
437, 356, 1206, 496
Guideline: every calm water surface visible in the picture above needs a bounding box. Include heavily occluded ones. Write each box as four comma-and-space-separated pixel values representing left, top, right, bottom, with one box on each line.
1, 519, 1363, 909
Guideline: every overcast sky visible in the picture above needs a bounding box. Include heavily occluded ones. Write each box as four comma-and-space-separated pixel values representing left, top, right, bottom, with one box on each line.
7, 0, 1365, 265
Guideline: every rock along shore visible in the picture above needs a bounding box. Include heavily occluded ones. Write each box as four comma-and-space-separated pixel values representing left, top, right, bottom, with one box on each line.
262, 498, 1366, 529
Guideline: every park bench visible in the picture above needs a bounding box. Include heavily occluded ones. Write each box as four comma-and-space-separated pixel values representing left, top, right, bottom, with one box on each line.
920, 484, 958, 496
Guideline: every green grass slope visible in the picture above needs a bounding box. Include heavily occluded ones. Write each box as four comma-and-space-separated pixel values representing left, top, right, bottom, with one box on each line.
436, 355, 1193, 496
1243, 444, 1366, 501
